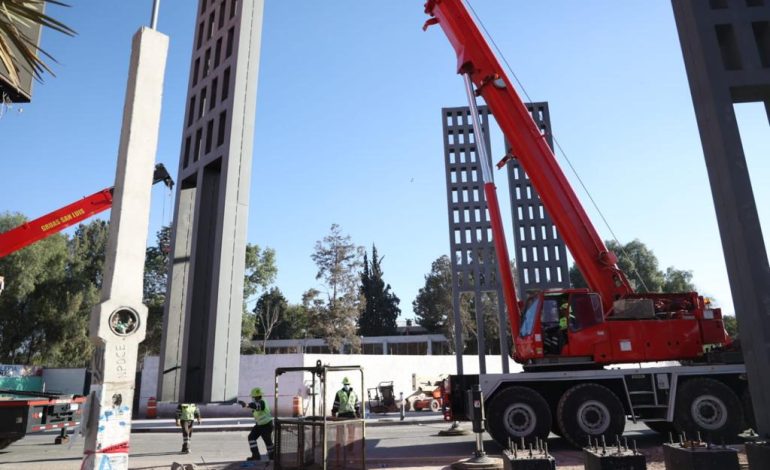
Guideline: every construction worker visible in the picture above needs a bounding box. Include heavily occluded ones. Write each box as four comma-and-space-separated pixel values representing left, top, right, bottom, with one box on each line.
238, 387, 274, 461
332, 377, 361, 458
175, 403, 201, 454
542, 300, 561, 355
558, 301, 572, 350
331, 377, 361, 419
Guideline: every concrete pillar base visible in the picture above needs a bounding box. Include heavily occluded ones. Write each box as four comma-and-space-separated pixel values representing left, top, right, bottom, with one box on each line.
583, 447, 646, 470
662, 442, 738, 470
502, 449, 556, 470
746, 441, 770, 470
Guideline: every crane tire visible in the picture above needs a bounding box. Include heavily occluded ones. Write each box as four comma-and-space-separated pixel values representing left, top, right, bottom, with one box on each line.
674, 378, 743, 442
0, 438, 15, 450
430, 399, 441, 412
556, 383, 626, 448
486, 386, 551, 447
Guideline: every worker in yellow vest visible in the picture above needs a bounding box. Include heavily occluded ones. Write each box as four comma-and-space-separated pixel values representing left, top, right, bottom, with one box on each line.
238, 387, 274, 461
331, 377, 361, 456
331, 377, 360, 419
175, 403, 201, 454
558, 301, 573, 351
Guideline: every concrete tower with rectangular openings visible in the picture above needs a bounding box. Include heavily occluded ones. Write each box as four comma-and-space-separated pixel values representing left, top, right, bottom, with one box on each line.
158, 0, 264, 403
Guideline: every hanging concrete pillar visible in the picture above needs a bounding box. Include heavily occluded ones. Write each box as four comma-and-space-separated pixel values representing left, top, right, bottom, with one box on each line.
81, 26, 168, 470
158, 0, 264, 403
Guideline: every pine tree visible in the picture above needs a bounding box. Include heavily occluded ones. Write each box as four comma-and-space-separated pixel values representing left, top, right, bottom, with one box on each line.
304, 224, 364, 352
358, 245, 400, 336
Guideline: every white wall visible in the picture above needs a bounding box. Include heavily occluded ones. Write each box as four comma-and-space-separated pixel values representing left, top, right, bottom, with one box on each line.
138, 354, 522, 417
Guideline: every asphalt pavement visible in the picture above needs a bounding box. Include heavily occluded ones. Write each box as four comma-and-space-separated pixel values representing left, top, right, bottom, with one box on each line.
0, 415, 750, 470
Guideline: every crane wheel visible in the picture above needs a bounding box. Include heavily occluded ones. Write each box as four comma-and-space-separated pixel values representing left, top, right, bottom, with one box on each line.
556, 383, 625, 448
0, 438, 15, 450
430, 399, 441, 412
486, 386, 551, 446
674, 378, 743, 442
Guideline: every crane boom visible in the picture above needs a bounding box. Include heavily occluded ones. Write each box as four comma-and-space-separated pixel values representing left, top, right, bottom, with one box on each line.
0, 189, 114, 258
424, 0, 632, 313
0, 164, 173, 260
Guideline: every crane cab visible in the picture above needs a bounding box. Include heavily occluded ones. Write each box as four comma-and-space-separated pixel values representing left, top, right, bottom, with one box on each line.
515, 289, 608, 365
514, 289, 732, 366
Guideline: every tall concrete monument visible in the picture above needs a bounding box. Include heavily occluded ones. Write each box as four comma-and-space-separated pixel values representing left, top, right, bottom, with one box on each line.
158, 0, 264, 402
82, 23, 169, 470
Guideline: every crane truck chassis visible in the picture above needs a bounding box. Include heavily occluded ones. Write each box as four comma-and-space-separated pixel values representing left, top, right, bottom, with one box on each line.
444, 363, 751, 448
424, 0, 755, 449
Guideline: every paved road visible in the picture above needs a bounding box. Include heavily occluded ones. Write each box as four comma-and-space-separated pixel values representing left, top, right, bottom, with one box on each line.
0, 419, 745, 469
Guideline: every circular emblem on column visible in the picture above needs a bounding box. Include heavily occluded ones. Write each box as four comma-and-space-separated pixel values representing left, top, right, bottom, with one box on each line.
109, 307, 140, 336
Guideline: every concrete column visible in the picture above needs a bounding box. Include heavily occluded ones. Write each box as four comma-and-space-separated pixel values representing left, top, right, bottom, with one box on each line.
672, 0, 770, 437
82, 27, 168, 470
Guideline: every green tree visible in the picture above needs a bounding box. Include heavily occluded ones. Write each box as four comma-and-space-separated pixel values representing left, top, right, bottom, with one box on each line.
274, 303, 309, 340
0, 0, 75, 91
243, 244, 277, 302
569, 264, 588, 289
304, 224, 364, 352
50, 220, 109, 366
413, 255, 474, 353
722, 314, 738, 338
570, 239, 694, 294
253, 287, 287, 350
662, 267, 695, 293
477, 292, 505, 354
241, 244, 277, 352
141, 225, 170, 356
606, 239, 663, 292
0, 215, 106, 366
358, 245, 400, 336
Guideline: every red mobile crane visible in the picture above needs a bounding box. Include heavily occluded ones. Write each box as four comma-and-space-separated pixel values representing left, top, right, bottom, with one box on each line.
425, 0, 750, 447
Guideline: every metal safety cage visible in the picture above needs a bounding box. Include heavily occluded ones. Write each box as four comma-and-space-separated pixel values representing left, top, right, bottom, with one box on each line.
274, 360, 365, 470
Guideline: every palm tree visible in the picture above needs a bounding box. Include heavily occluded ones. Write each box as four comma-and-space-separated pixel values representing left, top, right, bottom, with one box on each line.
0, 0, 74, 92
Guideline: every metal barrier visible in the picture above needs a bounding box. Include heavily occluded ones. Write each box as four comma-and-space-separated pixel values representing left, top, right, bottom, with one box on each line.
274, 361, 365, 470
275, 416, 365, 470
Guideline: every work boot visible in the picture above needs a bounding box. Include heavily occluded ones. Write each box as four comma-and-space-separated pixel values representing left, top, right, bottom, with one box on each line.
181, 444, 190, 454
246, 455, 261, 461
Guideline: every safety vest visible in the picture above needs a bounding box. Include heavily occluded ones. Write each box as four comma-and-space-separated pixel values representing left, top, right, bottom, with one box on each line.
252, 399, 273, 425
180, 404, 198, 421
336, 389, 358, 414
559, 316, 568, 330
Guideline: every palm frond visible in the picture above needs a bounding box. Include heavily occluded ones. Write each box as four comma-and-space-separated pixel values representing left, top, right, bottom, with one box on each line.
0, 0, 75, 89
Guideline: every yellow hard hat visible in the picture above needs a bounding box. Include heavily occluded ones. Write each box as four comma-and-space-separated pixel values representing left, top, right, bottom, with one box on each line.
251, 387, 263, 397
342, 377, 351, 385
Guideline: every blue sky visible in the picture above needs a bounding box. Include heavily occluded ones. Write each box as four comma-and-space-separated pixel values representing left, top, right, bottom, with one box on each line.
1, 1, 768, 319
